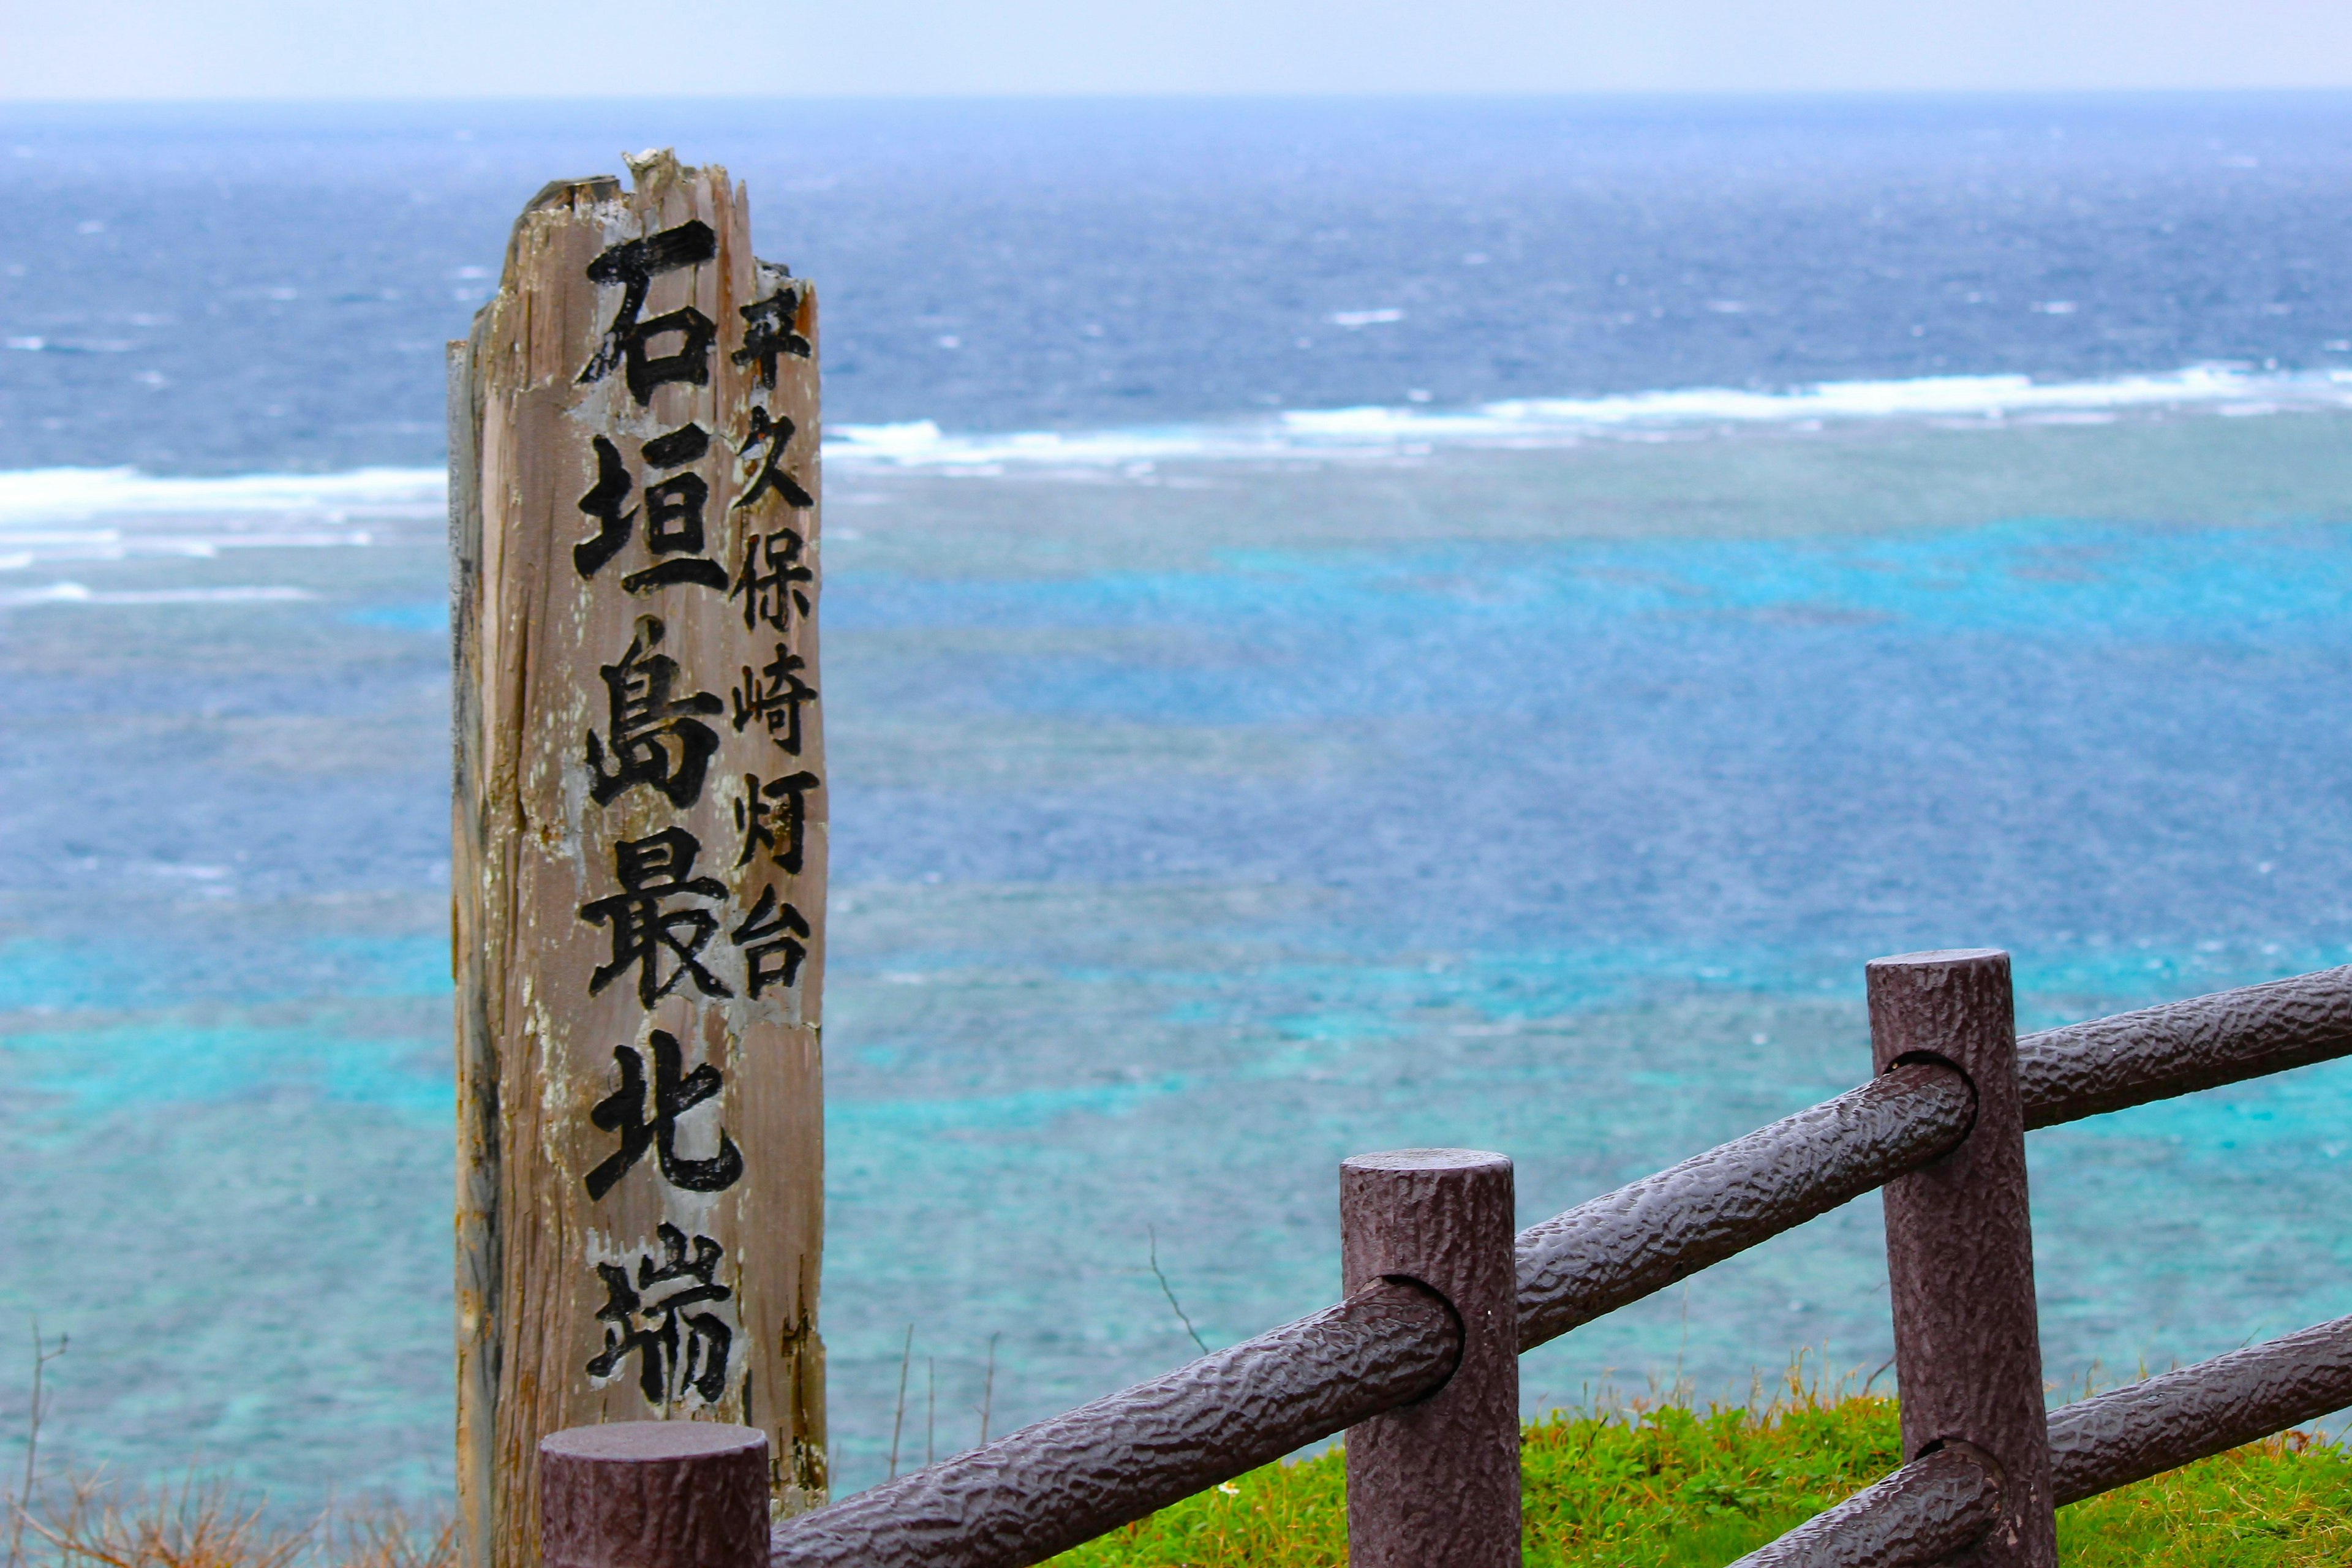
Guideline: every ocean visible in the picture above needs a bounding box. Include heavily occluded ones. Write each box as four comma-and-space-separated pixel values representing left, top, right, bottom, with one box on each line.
2, 92, 2350, 1509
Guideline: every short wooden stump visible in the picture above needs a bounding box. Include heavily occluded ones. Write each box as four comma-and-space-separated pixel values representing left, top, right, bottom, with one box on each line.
540, 1422, 769, 1568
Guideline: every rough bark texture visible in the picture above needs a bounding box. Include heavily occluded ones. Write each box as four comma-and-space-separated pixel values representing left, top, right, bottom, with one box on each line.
1729, 1312, 2352, 1564
1515, 1061, 1976, 1352
749, 962, 2352, 1568
1510, 965, 2349, 1359
2018, 965, 2352, 1129
453, 151, 827, 1568
2047, 1312, 2352, 1506
766, 1279, 1460, 1568
1342, 1150, 1518, 1568
1728, 1443, 2003, 1568
1870, 950, 2054, 1568
542, 1423, 770, 1568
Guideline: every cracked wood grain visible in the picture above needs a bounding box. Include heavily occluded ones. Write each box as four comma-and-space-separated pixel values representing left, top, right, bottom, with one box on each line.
454, 151, 826, 1568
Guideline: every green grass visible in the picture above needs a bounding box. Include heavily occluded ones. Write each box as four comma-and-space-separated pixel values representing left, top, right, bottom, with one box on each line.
1052, 1387, 2352, 1567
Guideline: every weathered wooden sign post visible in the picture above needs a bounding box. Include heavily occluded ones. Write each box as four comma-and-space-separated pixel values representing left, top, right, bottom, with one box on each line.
450, 149, 827, 1568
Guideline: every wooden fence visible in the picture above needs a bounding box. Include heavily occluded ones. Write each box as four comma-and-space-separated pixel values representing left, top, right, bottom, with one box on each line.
537, 949, 2352, 1568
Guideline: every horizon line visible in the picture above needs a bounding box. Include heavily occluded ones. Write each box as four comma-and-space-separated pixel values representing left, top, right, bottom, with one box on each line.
9, 84, 2352, 110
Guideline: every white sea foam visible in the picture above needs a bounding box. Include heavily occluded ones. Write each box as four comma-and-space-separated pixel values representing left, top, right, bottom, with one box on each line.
0, 466, 438, 567
0, 466, 442, 524
825, 366, 2352, 473
0, 582, 316, 608
0, 368, 2345, 550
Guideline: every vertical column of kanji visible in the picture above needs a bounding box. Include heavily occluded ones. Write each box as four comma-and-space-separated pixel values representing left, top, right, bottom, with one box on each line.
714, 168, 829, 1518
453, 151, 826, 1568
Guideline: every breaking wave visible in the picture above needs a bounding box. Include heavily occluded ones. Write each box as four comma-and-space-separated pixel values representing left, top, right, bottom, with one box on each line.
827, 365, 2352, 472
1, 365, 2343, 564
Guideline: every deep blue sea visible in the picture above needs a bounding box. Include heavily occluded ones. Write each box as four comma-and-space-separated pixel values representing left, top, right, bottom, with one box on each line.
2, 93, 2351, 1510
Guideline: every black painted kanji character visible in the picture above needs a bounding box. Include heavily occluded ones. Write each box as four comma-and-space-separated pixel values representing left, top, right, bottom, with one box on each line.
585, 617, 723, 809
731, 273, 810, 390
727, 528, 813, 634
586, 1222, 734, 1406
574, 434, 637, 579
579, 221, 718, 405
733, 406, 815, 513
582, 1030, 744, 1200
575, 425, 729, 592
578, 827, 734, 1006
730, 886, 810, 1000
730, 644, 817, 756
733, 770, 820, 873
625, 421, 723, 592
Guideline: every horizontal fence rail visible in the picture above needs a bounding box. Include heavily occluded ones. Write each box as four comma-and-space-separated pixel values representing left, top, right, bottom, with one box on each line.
767, 1279, 1459, 1568
1729, 1442, 2003, 1568
1515, 1060, 1976, 1352
1730, 1310, 2352, 1564
2047, 1310, 2352, 1506
2017, 963, 2352, 1128
752, 965, 2352, 1568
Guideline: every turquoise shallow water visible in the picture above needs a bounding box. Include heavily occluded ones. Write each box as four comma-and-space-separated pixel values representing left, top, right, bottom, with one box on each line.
0, 408, 2350, 1507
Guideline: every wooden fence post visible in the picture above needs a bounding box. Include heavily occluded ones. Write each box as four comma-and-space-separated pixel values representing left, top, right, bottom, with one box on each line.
452, 149, 828, 1568
1869, 949, 2056, 1568
541, 1423, 769, 1568
1341, 1149, 1520, 1568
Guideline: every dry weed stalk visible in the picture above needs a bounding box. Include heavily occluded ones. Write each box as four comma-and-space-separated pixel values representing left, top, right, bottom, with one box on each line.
13, 1476, 451, 1568
320, 1507, 454, 1568
10, 1322, 69, 1568
18, 1474, 307, 1568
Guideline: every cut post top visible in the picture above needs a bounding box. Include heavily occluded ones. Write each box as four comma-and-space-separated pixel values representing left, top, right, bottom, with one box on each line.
1868, 947, 2007, 968
1868, 949, 2016, 1078
1342, 1148, 1513, 1175
541, 1422, 768, 1464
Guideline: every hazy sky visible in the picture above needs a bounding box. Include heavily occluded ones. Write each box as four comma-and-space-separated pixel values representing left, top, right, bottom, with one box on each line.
3, 0, 2350, 99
